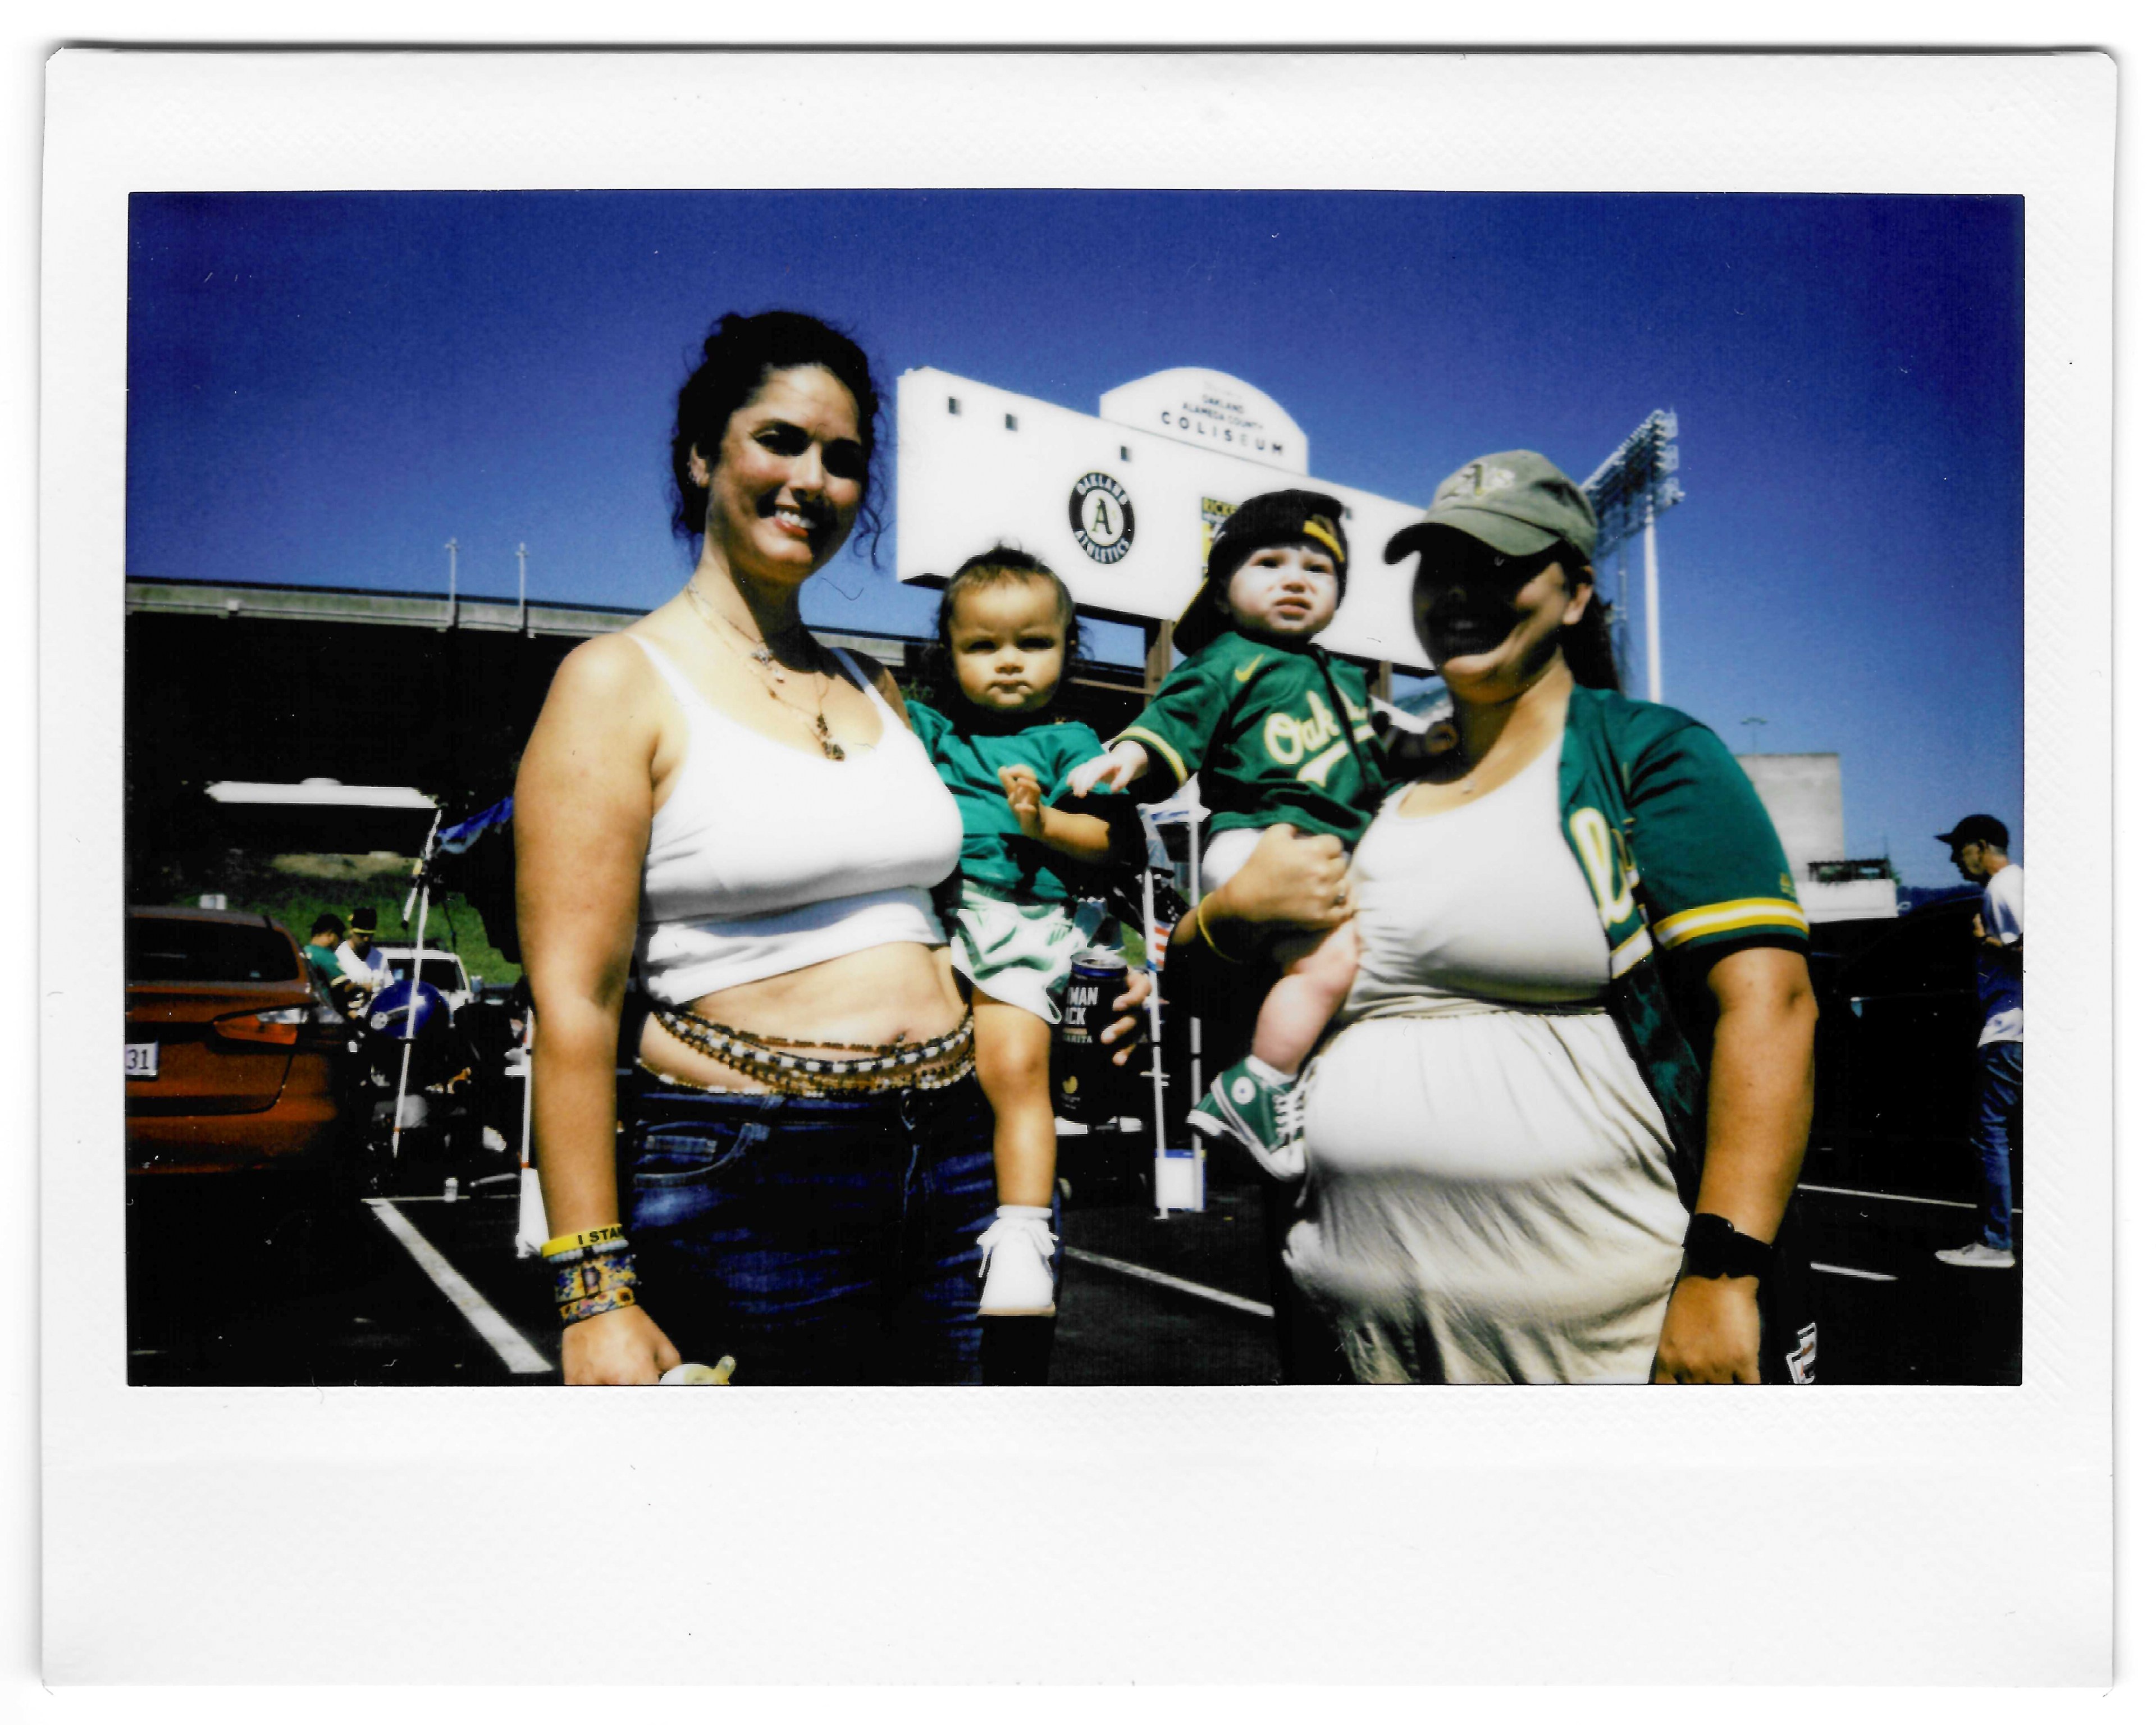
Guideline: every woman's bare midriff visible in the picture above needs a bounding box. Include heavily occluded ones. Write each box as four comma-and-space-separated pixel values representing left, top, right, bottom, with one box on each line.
637, 939, 969, 1092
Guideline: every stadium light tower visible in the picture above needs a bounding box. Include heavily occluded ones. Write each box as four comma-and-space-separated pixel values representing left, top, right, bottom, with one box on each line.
1583, 410, 1682, 701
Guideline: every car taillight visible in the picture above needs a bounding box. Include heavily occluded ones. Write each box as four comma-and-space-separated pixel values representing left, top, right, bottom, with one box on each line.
212, 1005, 309, 1046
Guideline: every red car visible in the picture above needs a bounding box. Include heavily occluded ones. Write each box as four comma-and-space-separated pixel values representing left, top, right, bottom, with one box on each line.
125, 907, 358, 1183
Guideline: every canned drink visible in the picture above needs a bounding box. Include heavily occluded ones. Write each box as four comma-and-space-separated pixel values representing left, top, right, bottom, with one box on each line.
1055, 947, 1129, 1125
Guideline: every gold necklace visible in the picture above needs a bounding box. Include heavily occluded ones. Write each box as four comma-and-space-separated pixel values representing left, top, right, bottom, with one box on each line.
680, 579, 847, 761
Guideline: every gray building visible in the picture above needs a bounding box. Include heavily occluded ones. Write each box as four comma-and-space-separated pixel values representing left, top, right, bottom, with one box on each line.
1737, 751, 1898, 923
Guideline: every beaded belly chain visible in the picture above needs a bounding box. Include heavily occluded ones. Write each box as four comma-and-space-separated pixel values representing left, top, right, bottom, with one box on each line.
650, 1006, 974, 1097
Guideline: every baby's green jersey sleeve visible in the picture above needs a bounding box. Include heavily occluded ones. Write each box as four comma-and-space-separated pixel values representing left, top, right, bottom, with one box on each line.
1044, 720, 1113, 805
1109, 651, 1233, 789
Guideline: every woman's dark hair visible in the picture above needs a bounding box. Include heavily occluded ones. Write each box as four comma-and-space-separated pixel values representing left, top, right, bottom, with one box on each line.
669, 310, 884, 558
1555, 547, 1623, 692
917, 545, 1085, 716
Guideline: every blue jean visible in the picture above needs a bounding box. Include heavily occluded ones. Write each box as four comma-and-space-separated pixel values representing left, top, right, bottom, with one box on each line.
1971, 1041, 2022, 1251
621, 1072, 998, 1384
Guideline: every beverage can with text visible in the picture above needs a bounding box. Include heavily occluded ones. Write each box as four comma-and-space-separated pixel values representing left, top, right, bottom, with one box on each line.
1055, 947, 1127, 1125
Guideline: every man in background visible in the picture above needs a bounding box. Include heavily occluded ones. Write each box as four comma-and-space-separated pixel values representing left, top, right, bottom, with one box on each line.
302, 912, 361, 1007
336, 905, 393, 996
1934, 814, 2023, 1269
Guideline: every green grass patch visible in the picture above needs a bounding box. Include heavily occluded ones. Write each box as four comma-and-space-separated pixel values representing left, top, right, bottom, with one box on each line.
141, 852, 522, 990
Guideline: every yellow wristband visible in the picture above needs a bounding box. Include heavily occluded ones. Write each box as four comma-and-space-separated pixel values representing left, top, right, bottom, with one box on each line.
542, 1223, 626, 1258
1195, 893, 1245, 965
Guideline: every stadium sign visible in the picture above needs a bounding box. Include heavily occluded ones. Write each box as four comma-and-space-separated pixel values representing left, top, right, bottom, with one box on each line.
1068, 471, 1136, 564
895, 366, 1431, 668
1098, 368, 1308, 472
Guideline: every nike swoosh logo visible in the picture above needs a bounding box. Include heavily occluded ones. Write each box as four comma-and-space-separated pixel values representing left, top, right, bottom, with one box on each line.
1233, 656, 1265, 683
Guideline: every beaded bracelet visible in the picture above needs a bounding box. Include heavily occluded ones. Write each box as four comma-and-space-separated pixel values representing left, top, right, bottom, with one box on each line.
559, 1285, 640, 1326
543, 1236, 630, 1271
555, 1248, 639, 1313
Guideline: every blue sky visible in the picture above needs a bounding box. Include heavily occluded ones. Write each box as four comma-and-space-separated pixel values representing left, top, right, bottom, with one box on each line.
126, 190, 2022, 887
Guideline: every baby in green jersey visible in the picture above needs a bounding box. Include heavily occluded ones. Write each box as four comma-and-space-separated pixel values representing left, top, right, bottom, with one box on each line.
1069, 489, 1394, 1177
908, 547, 1136, 1318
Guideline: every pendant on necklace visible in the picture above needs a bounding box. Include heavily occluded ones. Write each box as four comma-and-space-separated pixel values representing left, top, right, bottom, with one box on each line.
816, 715, 845, 762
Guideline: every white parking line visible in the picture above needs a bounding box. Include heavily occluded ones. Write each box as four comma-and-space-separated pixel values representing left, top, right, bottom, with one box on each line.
375, 1192, 517, 1203
1798, 1181, 2021, 1216
1809, 1261, 1899, 1283
1064, 1246, 1275, 1320
365, 1198, 552, 1375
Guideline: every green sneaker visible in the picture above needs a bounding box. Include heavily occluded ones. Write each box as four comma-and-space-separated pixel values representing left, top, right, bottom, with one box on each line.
1189, 1057, 1307, 1180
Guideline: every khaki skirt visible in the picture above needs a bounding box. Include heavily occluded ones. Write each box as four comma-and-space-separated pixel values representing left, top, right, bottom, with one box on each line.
1285, 1003, 1689, 1384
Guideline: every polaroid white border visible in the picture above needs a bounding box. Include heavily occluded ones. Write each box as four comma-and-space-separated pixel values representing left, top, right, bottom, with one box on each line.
40, 50, 2113, 1684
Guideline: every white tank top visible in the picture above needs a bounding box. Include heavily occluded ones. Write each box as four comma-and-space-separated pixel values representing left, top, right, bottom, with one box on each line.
1342, 737, 1615, 1021
628, 633, 962, 1006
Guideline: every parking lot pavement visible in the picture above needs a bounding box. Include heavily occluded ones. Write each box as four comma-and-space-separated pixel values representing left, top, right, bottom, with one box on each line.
1794, 1184, 2023, 1385
1050, 1179, 1283, 1385
126, 1194, 535, 1388
122, 1149, 2023, 1389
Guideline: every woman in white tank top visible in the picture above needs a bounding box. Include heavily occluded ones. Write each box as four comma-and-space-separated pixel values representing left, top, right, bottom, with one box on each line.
514, 312, 1144, 1386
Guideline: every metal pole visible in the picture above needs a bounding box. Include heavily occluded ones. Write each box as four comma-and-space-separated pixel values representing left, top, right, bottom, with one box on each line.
514, 1003, 547, 1257
389, 811, 442, 1162
1144, 618, 1173, 695
1187, 805, 1203, 1144
518, 1007, 535, 1165
388, 879, 427, 1162
1641, 495, 1662, 704
445, 537, 459, 631
1141, 863, 1168, 1153
517, 542, 528, 635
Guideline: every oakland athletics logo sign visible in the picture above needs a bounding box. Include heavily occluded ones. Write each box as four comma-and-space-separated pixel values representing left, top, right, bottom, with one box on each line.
1068, 472, 1136, 564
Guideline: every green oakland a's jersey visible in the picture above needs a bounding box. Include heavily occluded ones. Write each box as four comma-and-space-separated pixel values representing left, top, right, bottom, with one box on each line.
1555, 684, 1808, 1208
1112, 629, 1383, 845
908, 700, 1116, 902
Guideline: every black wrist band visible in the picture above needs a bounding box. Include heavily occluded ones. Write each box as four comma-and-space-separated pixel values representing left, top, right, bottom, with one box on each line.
1682, 1212, 1774, 1281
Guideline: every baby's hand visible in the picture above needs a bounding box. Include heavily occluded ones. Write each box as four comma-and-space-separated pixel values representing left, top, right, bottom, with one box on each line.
1067, 741, 1147, 798
999, 764, 1046, 839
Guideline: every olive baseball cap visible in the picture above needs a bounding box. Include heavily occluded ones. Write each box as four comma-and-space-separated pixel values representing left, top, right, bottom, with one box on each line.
1383, 450, 1600, 566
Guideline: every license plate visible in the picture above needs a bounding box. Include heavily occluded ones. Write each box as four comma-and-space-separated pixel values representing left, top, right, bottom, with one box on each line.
125, 1041, 159, 1079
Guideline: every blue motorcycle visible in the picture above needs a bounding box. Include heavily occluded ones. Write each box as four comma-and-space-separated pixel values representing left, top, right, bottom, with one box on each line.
358, 975, 482, 1173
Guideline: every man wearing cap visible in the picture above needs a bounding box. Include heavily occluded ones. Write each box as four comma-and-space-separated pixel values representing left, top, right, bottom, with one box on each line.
302, 912, 362, 1005
335, 905, 394, 996
1934, 815, 2023, 1268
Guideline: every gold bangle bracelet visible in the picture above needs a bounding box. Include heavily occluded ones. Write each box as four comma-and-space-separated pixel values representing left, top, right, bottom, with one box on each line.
1194, 892, 1245, 964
